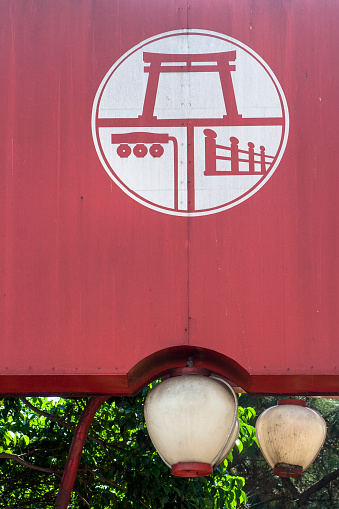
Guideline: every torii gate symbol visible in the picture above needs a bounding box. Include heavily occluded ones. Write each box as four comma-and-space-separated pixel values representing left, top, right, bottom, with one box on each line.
140, 50, 241, 123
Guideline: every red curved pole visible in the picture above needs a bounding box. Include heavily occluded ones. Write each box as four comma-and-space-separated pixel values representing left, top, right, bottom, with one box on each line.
55, 395, 108, 509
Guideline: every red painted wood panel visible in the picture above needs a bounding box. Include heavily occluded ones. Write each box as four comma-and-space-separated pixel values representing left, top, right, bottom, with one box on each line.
0, 0, 338, 395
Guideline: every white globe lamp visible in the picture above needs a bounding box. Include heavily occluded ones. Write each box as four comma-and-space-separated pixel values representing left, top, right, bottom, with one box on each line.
256, 399, 327, 478
144, 368, 239, 477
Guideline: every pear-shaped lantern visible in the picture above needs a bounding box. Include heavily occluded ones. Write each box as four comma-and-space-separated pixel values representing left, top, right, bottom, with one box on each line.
144, 370, 239, 477
256, 399, 327, 477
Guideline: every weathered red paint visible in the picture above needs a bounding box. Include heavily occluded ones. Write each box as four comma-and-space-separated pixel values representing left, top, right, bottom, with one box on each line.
0, 0, 339, 395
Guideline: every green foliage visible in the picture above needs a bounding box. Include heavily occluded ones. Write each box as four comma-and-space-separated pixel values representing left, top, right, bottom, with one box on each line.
0, 390, 257, 508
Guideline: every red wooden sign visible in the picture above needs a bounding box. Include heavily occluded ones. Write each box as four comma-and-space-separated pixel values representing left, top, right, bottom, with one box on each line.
1, 0, 338, 395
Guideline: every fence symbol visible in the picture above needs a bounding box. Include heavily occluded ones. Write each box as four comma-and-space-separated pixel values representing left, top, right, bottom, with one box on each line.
203, 129, 275, 176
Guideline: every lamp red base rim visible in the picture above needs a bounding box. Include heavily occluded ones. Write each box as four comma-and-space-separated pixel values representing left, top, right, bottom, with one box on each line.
172, 462, 213, 477
274, 464, 303, 478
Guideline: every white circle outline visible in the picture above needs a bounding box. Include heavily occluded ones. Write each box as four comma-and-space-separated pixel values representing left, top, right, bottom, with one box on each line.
92, 29, 289, 217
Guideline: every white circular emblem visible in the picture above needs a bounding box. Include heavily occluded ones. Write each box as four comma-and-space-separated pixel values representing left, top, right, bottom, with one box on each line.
92, 30, 289, 216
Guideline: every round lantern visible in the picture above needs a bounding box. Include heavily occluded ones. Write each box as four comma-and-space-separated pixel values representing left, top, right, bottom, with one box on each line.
256, 399, 327, 478
144, 371, 239, 477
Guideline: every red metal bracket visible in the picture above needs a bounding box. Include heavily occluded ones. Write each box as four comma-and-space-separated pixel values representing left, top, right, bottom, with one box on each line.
55, 396, 108, 509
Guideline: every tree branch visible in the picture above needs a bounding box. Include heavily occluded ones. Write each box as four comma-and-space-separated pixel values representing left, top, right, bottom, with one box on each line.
295, 467, 339, 504
0, 452, 63, 475
281, 478, 307, 508
72, 487, 91, 507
